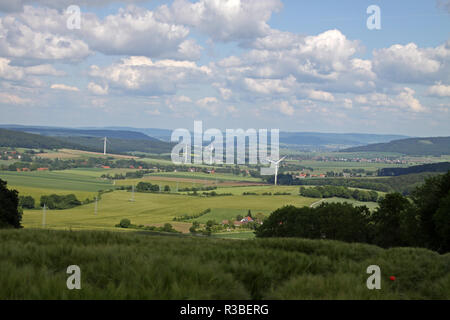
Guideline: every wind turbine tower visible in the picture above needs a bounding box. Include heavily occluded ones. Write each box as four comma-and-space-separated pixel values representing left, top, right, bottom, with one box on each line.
42, 203, 46, 227
129, 185, 135, 202
103, 137, 108, 155
205, 144, 214, 165
267, 156, 287, 186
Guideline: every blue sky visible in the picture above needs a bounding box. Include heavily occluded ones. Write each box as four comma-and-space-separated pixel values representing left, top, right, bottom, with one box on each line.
0, 0, 449, 136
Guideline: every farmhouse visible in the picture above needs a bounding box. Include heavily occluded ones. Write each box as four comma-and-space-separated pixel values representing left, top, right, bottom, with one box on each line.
240, 216, 254, 223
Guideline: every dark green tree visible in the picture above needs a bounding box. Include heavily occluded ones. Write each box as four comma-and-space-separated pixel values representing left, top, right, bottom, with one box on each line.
371, 193, 417, 248
19, 195, 35, 209
0, 179, 22, 228
410, 171, 450, 252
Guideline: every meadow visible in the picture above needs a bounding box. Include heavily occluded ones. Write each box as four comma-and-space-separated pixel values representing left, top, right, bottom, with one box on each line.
22, 189, 316, 232
2, 167, 381, 233
310, 197, 379, 211
148, 171, 262, 182
0, 229, 448, 299
0, 170, 113, 200
290, 160, 408, 174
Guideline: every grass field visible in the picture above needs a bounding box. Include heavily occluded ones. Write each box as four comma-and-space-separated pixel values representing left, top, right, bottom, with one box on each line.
0, 168, 383, 232
290, 160, 409, 174
0, 229, 448, 299
148, 171, 262, 182
22, 190, 316, 232
310, 197, 379, 211
0, 170, 113, 200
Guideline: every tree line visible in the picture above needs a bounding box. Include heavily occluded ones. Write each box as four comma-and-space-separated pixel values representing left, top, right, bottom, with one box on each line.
257, 171, 450, 253
378, 162, 450, 176
299, 186, 379, 202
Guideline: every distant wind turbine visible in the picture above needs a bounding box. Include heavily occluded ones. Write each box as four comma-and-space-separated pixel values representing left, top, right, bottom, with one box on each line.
103, 137, 108, 155
205, 143, 214, 165
267, 156, 287, 186
101, 137, 111, 155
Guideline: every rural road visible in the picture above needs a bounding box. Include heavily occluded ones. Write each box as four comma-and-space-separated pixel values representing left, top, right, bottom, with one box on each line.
310, 199, 326, 208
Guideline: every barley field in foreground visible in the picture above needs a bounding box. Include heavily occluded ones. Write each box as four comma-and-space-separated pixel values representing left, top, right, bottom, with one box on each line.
0, 229, 448, 300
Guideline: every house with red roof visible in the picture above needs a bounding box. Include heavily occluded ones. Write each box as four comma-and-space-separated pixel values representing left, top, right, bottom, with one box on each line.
240, 216, 254, 223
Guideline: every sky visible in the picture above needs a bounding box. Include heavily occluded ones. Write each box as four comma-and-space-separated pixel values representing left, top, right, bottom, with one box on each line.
0, 0, 449, 136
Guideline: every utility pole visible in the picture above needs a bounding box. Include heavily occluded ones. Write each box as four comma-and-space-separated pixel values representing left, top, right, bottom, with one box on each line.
42, 204, 46, 227
129, 185, 135, 202
94, 196, 98, 215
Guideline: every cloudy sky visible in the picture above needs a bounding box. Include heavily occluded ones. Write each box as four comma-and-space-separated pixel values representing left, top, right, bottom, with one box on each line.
0, 0, 449, 136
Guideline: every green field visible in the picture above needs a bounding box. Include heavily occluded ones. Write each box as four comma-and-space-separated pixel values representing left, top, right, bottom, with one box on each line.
0, 170, 113, 200
0, 229, 448, 299
1, 168, 383, 232
310, 197, 379, 211
22, 190, 316, 232
148, 171, 262, 182
292, 160, 408, 174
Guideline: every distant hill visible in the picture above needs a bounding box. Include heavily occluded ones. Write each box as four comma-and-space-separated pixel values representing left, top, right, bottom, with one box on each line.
0, 128, 88, 150
279, 132, 408, 149
0, 128, 173, 154
0, 125, 409, 150
341, 137, 450, 156
100, 126, 173, 142
0, 125, 157, 141
57, 136, 173, 154
102, 127, 408, 149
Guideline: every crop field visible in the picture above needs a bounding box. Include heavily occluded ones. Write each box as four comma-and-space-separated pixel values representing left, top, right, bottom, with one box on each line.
22, 189, 316, 232
0, 229, 448, 299
2, 167, 384, 232
64, 168, 141, 177
290, 160, 408, 173
115, 177, 216, 189
148, 171, 262, 182
0, 170, 113, 200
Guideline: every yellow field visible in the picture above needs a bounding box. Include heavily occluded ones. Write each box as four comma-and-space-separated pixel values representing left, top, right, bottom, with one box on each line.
22, 189, 316, 232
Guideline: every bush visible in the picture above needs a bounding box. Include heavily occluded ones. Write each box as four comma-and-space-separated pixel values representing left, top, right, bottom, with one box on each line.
173, 208, 211, 222
136, 182, 159, 192
40, 194, 81, 210
299, 186, 377, 202
19, 195, 35, 209
119, 218, 131, 228
256, 203, 373, 243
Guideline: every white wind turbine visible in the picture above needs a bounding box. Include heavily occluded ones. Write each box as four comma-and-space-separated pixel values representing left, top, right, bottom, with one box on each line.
102, 137, 108, 155
267, 156, 287, 186
205, 143, 214, 165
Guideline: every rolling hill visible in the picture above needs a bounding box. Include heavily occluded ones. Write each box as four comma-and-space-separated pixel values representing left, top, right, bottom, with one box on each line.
0, 128, 88, 150
341, 137, 450, 156
0, 125, 158, 141
279, 132, 408, 149
0, 128, 173, 154
1, 125, 408, 150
